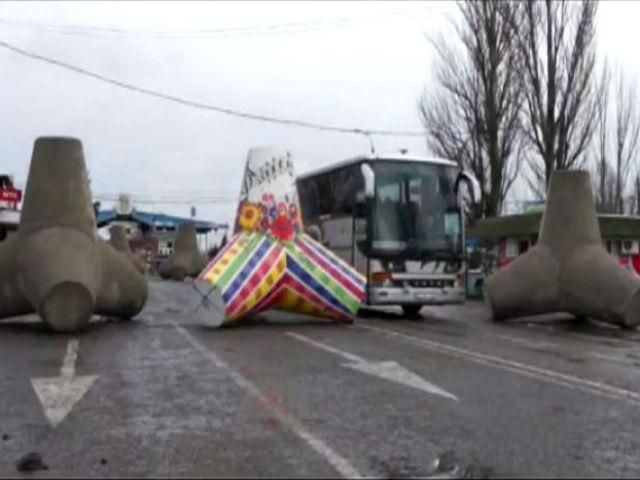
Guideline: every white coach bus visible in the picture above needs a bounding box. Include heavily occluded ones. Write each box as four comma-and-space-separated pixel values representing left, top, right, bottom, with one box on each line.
297, 152, 477, 316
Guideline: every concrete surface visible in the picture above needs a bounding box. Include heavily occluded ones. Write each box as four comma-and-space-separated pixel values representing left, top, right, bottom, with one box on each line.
0, 137, 148, 332
1, 280, 640, 477
158, 223, 206, 281
108, 225, 147, 274
487, 170, 640, 328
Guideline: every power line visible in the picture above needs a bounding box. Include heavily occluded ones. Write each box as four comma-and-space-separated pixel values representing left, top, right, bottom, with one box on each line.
0, 17, 356, 39
0, 38, 425, 137
94, 192, 238, 200
94, 196, 237, 205
0, 16, 352, 36
92, 188, 238, 196
0, 9, 446, 39
93, 191, 239, 204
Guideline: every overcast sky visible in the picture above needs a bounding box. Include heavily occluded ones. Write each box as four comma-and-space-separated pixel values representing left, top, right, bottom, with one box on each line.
1, 1, 638, 229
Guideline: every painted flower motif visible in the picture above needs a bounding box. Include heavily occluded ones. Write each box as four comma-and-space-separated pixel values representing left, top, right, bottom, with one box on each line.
259, 205, 270, 230
277, 202, 287, 216
238, 202, 262, 231
269, 214, 295, 241
262, 193, 275, 209
289, 203, 301, 230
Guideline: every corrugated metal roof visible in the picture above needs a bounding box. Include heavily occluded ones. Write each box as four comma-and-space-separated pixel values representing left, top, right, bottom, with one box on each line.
96, 209, 228, 233
468, 213, 543, 239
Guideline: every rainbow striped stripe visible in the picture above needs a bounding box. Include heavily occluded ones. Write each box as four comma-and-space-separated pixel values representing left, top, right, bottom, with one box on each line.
198, 231, 366, 324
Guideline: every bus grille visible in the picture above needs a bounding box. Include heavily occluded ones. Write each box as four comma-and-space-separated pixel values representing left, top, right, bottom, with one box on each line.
393, 279, 455, 289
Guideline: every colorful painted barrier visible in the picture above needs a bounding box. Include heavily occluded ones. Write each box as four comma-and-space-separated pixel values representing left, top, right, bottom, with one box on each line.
198, 146, 366, 324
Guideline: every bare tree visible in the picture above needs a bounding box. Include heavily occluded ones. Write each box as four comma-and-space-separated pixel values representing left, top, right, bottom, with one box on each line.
593, 64, 614, 212
419, 0, 523, 220
635, 176, 640, 215
592, 66, 640, 214
515, 0, 600, 196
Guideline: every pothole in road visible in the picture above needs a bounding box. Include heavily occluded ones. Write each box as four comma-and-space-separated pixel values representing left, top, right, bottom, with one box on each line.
15, 452, 48, 473
368, 455, 430, 479
368, 451, 493, 479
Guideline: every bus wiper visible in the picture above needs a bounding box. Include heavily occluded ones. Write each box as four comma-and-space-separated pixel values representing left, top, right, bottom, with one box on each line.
407, 249, 463, 261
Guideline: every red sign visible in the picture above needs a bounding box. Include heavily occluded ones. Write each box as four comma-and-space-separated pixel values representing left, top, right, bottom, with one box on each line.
0, 188, 22, 203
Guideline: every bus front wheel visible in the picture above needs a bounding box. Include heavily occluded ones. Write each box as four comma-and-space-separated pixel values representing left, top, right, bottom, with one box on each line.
402, 305, 423, 318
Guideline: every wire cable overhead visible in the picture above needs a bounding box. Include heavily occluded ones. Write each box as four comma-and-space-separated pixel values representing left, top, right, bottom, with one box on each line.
0, 38, 424, 137
0, 9, 444, 39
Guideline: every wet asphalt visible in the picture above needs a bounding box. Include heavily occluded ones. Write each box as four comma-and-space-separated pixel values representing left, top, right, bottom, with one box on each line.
2, 279, 640, 478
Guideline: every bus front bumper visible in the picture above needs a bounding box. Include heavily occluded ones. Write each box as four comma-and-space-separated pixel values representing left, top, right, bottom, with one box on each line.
367, 286, 465, 305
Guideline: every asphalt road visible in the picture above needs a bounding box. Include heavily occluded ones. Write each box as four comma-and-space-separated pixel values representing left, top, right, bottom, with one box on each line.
2, 279, 640, 478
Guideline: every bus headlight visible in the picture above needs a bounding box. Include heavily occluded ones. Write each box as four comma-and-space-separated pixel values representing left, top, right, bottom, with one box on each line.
370, 271, 392, 286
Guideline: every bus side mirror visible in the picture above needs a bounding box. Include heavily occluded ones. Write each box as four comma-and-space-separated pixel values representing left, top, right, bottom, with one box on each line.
455, 170, 480, 205
361, 163, 375, 200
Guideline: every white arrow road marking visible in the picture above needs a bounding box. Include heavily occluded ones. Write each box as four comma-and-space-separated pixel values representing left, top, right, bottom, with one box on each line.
286, 332, 458, 401
31, 339, 98, 428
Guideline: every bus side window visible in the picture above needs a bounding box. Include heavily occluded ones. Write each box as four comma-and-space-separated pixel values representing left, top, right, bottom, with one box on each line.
336, 165, 362, 216
316, 173, 334, 216
299, 165, 365, 222
298, 179, 318, 223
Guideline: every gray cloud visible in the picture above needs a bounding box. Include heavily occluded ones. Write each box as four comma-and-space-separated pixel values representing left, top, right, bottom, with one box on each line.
0, 1, 634, 226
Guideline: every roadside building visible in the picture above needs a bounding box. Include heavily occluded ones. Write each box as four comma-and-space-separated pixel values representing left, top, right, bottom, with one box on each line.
467, 211, 640, 275
96, 195, 228, 272
0, 175, 22, 242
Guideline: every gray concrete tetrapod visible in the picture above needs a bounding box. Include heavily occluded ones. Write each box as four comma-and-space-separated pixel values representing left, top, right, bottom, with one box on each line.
109, 225, 147, 274
158, 222, 206, 281
486, 170, 640, 329
0, 137, 148, 332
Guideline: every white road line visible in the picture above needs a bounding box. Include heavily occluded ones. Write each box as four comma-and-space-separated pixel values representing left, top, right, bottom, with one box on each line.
523, 323, 640, 348
495, 334, 634, 365
173, 323, 361, 479
496, 334, 559, 350
286, 332, 365, 363
355, 323, 640, 406
590, 352, 640, 366
286, 332, 459, 401
61, 338, 79, 378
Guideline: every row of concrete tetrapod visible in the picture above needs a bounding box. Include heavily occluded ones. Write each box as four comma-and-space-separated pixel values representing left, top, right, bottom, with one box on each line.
0, 137, 206, 333
1, 136, 639, 333
109, 222, 206, 280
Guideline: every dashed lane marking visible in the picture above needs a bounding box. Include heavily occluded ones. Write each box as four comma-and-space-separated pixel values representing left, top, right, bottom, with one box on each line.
355, 323, 640, 406
172, 323, 362, 479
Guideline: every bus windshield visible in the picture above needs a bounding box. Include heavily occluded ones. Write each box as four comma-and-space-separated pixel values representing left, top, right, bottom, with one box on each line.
371, 161, 462, 259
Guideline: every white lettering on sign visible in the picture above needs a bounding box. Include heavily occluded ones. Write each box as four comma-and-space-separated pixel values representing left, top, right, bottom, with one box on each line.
0, 188, 21, 202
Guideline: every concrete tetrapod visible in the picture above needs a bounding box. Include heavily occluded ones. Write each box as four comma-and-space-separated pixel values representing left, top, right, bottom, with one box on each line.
486, 170, 640, 329
0, 137, 148, 332
109, 225, 147, 274
158, 222, 206, 281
